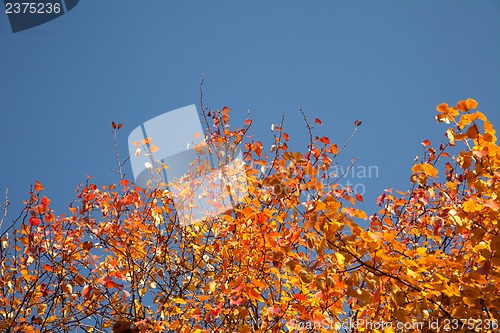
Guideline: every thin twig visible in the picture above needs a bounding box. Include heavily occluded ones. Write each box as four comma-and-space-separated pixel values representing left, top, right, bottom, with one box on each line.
0, 187, 8, 231
113, 126, 125, 180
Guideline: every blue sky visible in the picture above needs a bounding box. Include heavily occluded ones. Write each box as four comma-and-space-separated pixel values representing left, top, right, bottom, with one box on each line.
1, 1, 499, 223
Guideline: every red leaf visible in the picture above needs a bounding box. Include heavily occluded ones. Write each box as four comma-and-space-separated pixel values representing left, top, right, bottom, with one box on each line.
268, 306, 281, 315
112, 121, 117, 129
478, 261, 491, 275
433, 220, 441, 236
117, 123, 123, 129
134, 319, 147, 326
29, 217, 41, 226
283, 133, 289, 141
422, 139, 431, 147
230, 297, 245, 306
244, 119, 252, 125
355, 193, 363, 202
314, 118, 322, 125
233, 284, 244, 292
82, 285, 92, 299
43, 264, 53, 272
120, 179, 129, 187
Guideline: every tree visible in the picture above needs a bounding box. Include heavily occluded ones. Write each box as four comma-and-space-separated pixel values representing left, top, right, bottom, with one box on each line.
0, 98, 498, 333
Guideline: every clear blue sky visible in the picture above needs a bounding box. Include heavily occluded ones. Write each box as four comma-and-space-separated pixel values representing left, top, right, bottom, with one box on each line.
1, 1, 499, 223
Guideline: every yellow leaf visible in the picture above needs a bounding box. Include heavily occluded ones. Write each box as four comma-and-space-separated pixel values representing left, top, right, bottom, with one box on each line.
174, 298, 187, 304
335, 252, 345, 266
416, 247, 427, 255
446, 128, 455, 145
422, 164, 438, 177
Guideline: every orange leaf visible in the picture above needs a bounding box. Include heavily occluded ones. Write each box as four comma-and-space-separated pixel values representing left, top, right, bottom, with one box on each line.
141, 137, 152, 145
244, 119, 252, 125
330, 144, 338, 155
255, 142, 263, 157
484, 199, 500, 211
252, 280, 266, 289
466, 125, 478, 139
34, 181, 44, 192
320, 136, 330, 144
43, 264, 53, 272
436, 103, 449, 113
150, 145, 159, 153
294, 293, 307, 301
466, 98, 478, 110
120, 179, 129, 187
112, 121, 117, 129
314, 118, 322, 125
41, 196, 51, 206
248, 288, 262, 300
283, 133, 289, 141
457, 100, 467, 112
422, 139, 431, 147
355, 193, 363, 202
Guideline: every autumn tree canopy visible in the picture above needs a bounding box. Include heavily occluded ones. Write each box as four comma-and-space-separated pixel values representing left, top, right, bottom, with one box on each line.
0, 98, 499, 333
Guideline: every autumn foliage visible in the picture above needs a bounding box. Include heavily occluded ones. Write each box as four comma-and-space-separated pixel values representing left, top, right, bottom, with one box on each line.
0, 98, 499, 332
